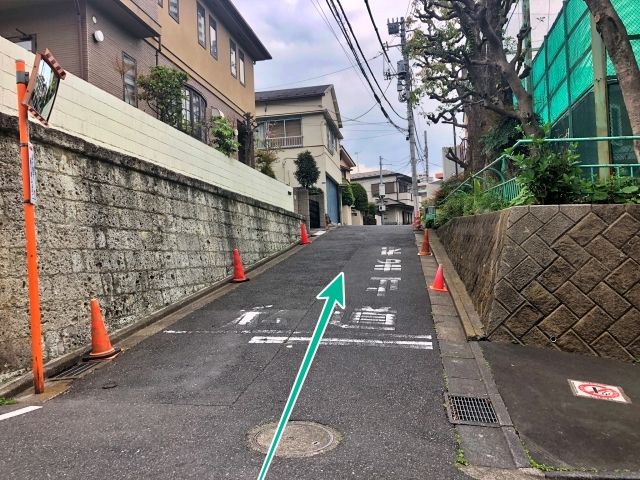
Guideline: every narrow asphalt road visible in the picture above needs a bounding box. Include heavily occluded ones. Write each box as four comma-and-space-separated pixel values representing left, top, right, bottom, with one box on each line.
1, 226, 467, 479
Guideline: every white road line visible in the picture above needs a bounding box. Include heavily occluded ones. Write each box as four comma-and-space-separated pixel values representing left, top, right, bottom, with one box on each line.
248, 336, 433, 350
235, 311, 262, 325
0, 406, 42, 421
163, 329, 432, 340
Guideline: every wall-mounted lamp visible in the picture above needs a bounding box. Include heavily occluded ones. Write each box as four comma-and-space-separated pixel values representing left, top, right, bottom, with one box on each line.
93, 30, 104, 43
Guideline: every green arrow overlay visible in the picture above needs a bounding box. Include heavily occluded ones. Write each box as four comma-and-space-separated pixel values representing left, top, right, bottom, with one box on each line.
257, 272, 345, 480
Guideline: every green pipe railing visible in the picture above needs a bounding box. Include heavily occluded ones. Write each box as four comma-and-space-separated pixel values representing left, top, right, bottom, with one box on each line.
441, 135, 640, 205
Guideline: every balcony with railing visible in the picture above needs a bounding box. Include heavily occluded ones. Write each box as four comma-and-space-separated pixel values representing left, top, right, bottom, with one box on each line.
257, 136, 304, 149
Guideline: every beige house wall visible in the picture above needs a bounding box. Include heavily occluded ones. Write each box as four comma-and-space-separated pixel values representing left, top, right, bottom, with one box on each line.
0, 0, 260, 124
0, 36, 293, 211
256, 94, 343, 216
158, 0, 256, 116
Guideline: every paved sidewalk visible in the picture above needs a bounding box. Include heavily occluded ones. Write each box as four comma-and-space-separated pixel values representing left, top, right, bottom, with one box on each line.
483, 342, 640, 474
424, 229, 640, 479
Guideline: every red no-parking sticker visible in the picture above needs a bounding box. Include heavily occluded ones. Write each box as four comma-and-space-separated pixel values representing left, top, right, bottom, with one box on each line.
568, 379, 631, 403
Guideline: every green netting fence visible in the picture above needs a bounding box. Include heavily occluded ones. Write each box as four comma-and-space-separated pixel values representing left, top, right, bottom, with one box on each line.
531, 0, 640, 126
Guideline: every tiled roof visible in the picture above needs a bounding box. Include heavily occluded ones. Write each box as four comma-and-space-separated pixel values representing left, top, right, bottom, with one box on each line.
350, 170, 399, 179
255, 85, 333, 102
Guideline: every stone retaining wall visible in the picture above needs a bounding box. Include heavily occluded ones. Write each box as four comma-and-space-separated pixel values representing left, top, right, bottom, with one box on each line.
438, 205, 640, 362
0, 114, 302, 380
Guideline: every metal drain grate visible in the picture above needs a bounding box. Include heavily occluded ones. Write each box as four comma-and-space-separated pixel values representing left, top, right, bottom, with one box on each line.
50, 362, 97, 381
445, 394, 499, 426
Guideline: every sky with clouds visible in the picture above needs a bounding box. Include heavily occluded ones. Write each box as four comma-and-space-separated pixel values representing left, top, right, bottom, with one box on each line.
233, 0, 562, 175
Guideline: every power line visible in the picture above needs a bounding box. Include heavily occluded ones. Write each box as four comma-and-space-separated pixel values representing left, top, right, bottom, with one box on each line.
330, 0, 408, 121
364, 0, 391, 64
258, 53, 382, 90
311, 0, 405, 134
310, 0, 371, 95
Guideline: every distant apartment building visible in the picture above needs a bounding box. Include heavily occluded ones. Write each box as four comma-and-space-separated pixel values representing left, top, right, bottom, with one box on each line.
0, 0, 270, 154
350, 170, 415, 225
255, 85, 345, 224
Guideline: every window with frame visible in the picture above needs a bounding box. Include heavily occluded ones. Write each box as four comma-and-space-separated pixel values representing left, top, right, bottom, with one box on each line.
230, 39, 237, 77
257, 118, 302, 148
122, 52, 137, 106
182, 86, 207, 141
197, 3, 206, 47
209, 16, 217, 58
239, 51, 246, 85
169, 0, 179, 21
398, 182, 409, 193
326, 126, 337, 154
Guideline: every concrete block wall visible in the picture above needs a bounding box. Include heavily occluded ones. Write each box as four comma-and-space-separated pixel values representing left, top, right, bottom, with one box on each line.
0, 115, 302, 380
0, 36, 293, 211
438, 205, 640, 362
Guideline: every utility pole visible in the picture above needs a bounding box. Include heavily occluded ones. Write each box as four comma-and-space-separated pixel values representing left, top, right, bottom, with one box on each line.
379, 155, 385, 225
387, 17, 419, 219
424, 130, 428, 180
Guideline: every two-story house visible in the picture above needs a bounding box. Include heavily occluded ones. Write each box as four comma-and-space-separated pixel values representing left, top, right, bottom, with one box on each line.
350, 170, 415, 225
0, 0, 270, 156
255, 85, 344, 224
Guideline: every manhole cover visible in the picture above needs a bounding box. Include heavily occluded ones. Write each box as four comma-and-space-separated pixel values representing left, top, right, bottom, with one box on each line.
247, 421, 342, 458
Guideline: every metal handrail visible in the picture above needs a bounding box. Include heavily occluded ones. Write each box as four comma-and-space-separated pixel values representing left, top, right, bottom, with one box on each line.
440, 135, 640, 204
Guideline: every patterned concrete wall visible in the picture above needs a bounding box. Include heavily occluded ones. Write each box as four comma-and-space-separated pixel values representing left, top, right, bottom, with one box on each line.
439, 205, 640, 362
0, 115, 302, 380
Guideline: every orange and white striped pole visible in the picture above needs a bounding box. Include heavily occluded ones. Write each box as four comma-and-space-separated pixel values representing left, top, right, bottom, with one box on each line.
16, 59, 44, 394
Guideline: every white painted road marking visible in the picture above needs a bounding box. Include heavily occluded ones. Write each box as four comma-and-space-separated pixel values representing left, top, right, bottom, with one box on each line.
164, 329, 431, 340
0, 406, 42, 421
374, 259, 402, 272
248, 336, 433, 350
351, 307, 396, 326
330, 307, 397, 331
234, 311, 262, 326
381, 247, 402, 256
366, 277, 401, 296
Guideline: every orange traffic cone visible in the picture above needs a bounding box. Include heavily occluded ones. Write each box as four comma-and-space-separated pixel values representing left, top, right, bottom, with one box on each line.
418, 229, 432, 256
429, 265, 448, 292
300, 223, 310, 245
84, 299, 120, 361
412, 214, 422, 231
231, 248, 249, 283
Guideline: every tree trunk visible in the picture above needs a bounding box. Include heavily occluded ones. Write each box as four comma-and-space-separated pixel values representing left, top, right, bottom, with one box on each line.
465, 103, 501, 171
584, 0, 640, 161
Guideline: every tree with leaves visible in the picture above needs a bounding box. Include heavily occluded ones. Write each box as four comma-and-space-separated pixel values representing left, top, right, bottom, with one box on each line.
294, 151, 320, 189
341, 182, 355, 206
256, 149, 277, 178
408, 0, 542, 172
138, 66, 188, 128
208, 116, 239, 157
583, 0, 640, 160
350, 182, 369, 212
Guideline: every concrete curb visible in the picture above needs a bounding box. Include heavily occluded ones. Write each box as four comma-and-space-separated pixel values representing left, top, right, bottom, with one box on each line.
545, 473, 640, 479
0, 239, 306, 400
416, 231, 530, 471
428, 231, 485, 340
